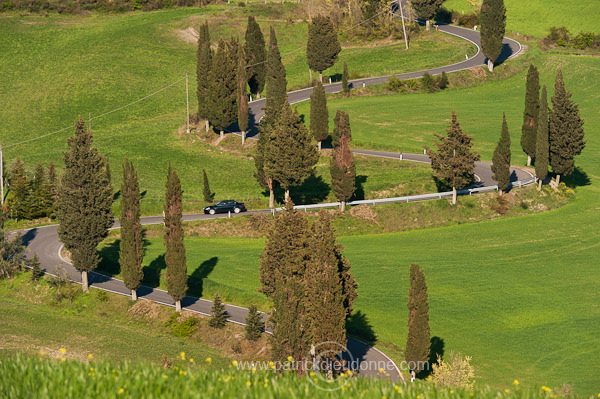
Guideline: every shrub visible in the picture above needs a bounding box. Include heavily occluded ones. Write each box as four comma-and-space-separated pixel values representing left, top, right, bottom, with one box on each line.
421, 72, 438, 93
171, 316, 198, 337
454, 12, 479, 28
429, 352, 475, 389
572, 32, 599, 49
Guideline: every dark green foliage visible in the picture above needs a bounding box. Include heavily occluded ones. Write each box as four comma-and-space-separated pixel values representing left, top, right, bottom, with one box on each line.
164, 165, 187, 307
197, 22, 212, 121
202, 169, 214, 203
237, 53, 249, 134
207, 39, 240, 133
420, 72, 437, 93
209, 293, 227, 328
306, 15, 341, 79
7, 159, 30, 221
411, 0, 445, 21
342, 61, 350, 95
264, 106, 319, 196
310, 81, 329, 146
244, 16, 266, 97
119, 158, 144, 297
330, 110, 356, 209
491, 114, 512, 193
244, 304, 264, 341
521, 64, 540, 164
479, 0, 506, 69
262, 27, 289, 130
30, 255, 43, 282
549, 70, 586, 179
46, 162, 58, 218
424, 111, 481, 191
438, 71, 449, 90
406, 263, 430, 376
535, 86, 550, 183
0, 230, 26, 279
56, 118, 113, 286
172, 317, 198, 337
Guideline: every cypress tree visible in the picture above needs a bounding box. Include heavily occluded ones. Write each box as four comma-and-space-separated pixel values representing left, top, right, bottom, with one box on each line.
209, 293, 227, 328
196, 22, 213, 130
264, 106, 319, 201
342, 61, 350, 95
310, 81, 329, 150
411, 0, 445, 30
30, 254, 43, 282
8, 159, 31, 221
30, 163, 46, 219
56, 118, 113, 292
164, 165, 187, 312
479, 0, 506, 72
438, 71, 449, 90
535, 86, 549, 190
244, 16, 266, 98
202, 169, 214, 203
549, 70, 586, 185
197, 22, 212, 129
406, 263, 430, 378
46, 162, 58, 218
521, 64, 540, 166
207, 38, 239, 139
491, 113, 512, 194
306, 15, 341, 83
119, 158, 144, 301
424, 111, 481, 205
238, 52, 249, 145
244, 304, 264, 341
330, 110, 356, 212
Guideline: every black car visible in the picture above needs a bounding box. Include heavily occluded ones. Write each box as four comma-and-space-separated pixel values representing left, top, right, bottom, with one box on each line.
203, 200, 247, 215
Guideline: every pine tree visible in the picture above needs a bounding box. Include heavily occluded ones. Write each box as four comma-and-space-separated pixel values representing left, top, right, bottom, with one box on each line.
164, 165, 187, 312
237, 52, 249, 145
197, 22, 212, 129
244, 304, 264, 341
30, 254, 43, 282
330, 110, 356, 212
479, 0, 506, 72
209, 293, 227, 328
521, 64, 540, 166
202, 169, 214, 203
491, 114, 511, 194
244, 16, 266, 98
306, 15, 341, 83
535, 86, 549, 190
29, 163, 46, 219
438, 71, 449, 90
207, 39, 240, 139
7, 159, 31, 221
342, 61, 350, 95
310, 81, 329, 150
424, 111, 481, 204
56, 118, 113, 292
46, 162, 58, 219
406, 263, 430, 378
264, 106, 319, 201
411, 0, 445, 30
549, 70, 586, 185
119, 158, 144, 301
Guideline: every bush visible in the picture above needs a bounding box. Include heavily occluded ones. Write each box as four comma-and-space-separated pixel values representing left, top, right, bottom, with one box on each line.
429, 352, 475, 390
171, 317, 198, 337
572, 32, 599, 49
454, 12, 479, 28
421, 72, 438, 93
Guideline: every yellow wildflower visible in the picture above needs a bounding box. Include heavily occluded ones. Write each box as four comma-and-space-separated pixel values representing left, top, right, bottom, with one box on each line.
60, 358, 66, 362
87, 354, 94, 360
505, 389, 510, 393
232, 360, 238, 367
246, 381, 252, 387
378, 368, 385, 373
541, 386, 551, 393
205, 358, 212, 363
59, 348, 67, 354
117, 388, 125, 395
287, 356, 293, 362
179, 352, 186, 361
162, 374, 168, 379
309, 372, 316, 377
513, 380, 519, 385
189, 358, 194, 363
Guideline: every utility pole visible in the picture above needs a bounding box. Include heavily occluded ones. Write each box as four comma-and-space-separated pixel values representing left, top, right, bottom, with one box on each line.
398, 0, 409, 50
185, 73, 190, 134
0, 143, 3, 206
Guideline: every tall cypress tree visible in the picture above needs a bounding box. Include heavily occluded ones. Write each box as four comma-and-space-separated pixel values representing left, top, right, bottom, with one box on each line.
342, 61, 350, 95
8, 159, 30, 221
310, 81, 329, 150
491, 114, 511, 194
57, 118, 113, 292
521, 64, 540, 166
549, 70, 586, 185
330, 110, 356, 212
207, 38, 239, 139
265, 106, 319, 201
237, 52, 249, 144
406, 263, 430, 378
424, 111, 481, 205
411, 0, 445, 30
119, 158, 144, 301
197, 22, 212, 129
480, 0, 506, 72
244, 16, 266, 98
306, 15, 341, 83
46, 162, 58, 219
535, 86, 549, 190
164, 165, 187, 312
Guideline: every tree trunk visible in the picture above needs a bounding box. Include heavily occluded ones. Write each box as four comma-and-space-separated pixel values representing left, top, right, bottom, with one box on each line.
451, 187, 457, 205
318, 141, 322, 151
241, 131, 246, 146
205, 120, 210, 132
220, 130, 224, 139
284, 189, 290, 202
268, 179, 275, 208
487, 59, 494, 72
555, 174, 561, 186
527, 155, 532, 166
537, 178, 543, 190
81, 271, 89, 292
175, 300, 181, 312
319, 71, 323, 83
256, 92, 260, 99
340, 200, 346, 212
425, 20, 431, 31
131, 289, 137, 301
498, 189, 503, 196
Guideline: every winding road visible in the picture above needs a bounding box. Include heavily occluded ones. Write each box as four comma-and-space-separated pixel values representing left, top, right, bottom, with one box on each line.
17, 13, 527, 382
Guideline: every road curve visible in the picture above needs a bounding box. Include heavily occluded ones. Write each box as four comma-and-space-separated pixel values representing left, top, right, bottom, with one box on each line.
17, 15, 525, 383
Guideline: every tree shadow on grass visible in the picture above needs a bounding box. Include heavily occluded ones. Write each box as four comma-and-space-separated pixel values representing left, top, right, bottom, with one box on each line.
290, 174, 331, 205
346, 310, 377, 346
97, 239, 121, 277
142, 254, 166, 288
422, 336, 446, 379
562, 167, 591, 188
351, 175, 367, 201
188, 256, 219, 298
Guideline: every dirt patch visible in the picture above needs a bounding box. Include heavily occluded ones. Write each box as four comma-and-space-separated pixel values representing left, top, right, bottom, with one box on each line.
176, 27, 198, 44
128, 300, 162, 320
349, 205, 379, 224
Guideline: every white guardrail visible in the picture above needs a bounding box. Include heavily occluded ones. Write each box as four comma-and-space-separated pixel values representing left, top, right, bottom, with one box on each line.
274, 177, 538, 212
